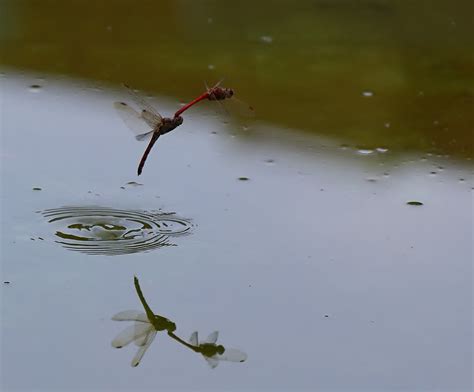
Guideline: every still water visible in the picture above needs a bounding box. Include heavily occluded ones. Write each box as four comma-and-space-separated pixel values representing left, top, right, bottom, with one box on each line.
1, 1, 473, 391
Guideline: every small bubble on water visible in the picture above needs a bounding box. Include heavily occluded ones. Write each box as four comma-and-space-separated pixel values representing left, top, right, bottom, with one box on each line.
260, 35, 273, 44
362, 91, 374, 97
29, 84, 42, 92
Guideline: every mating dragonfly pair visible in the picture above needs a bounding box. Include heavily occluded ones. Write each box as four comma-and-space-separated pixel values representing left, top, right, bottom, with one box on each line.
114, 82, 253, 176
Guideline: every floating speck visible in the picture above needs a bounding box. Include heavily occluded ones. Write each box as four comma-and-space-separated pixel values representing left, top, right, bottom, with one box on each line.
362, 91, 374, 97
366, 178, 377, 183
459, 178, 465, 183
32, 187, 42, 191
29, 84, 42, 92
120, 186, 125, 190
264, 159, 275, 165
407, 201, 423, 206
3, 281, 10, 284
125, 181, 143, 187
324, 315, 329, 318
340, 144, 349, 150
106, 25, 112, 31
238, 177, 250, 181
208, 64, 215, 70
260, 35, 273, 44
357, 149, 374, 155
429, 171, 437, 176
384, 122, 391, 128
207, 17, 213, 24
376, 147, 388, 153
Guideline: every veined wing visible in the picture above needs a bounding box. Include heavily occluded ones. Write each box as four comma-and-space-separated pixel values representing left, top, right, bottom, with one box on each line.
202, 331, 219, 344
112, 310, 148, 322
131, 329, 157, 367
217, 348, 247, 363
189, 331, 199, 346
204, 356, 220, 369
113, 101, 158, 141
122, 84, 163, 123
111, 323, 153, 348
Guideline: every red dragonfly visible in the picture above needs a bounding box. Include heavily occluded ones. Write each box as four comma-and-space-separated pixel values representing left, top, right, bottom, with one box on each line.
114, 84, 184, 176
174, 80, 254, 118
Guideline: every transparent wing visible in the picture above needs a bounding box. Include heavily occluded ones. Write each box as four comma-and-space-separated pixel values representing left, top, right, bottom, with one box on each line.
189, 331, 198, 346
203, 331, 219, 344
111, 323, 153, 348
217, 348, 248, 363
226, 97, 255, 118
122, 84, 162, 122
114, 101, 156, 141
204, 355, 219, 369
112, 310, 148, 322
131, 330, 157, 367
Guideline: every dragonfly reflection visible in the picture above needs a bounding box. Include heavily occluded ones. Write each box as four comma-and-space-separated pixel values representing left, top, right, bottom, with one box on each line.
111, 277, 247, 368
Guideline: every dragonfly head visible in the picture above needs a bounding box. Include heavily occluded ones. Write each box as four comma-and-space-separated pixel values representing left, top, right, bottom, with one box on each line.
224, 88, 234, 99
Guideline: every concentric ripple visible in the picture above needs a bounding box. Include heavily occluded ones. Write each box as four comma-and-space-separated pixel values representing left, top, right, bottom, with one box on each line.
42, 206, 193, 255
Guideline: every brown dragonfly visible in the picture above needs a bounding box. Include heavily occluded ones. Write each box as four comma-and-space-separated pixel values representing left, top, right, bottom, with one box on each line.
114, 84, 184, 176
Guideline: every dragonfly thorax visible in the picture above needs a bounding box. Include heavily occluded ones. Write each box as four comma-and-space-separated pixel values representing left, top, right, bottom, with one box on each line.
160, 116, 183, 135
209, 87, 234, 100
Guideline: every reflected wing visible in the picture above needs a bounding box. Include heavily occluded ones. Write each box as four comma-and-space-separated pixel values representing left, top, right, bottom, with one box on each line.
122, 84, 162, 122
112, 323, 153, 348
218, 348, 247, 363
112, 310, 148, 322
226, 97, 255, 118
203, 331, 219, 344
189, 331, 198, 346
131, 330, 157, 367
204, 355, 219, 369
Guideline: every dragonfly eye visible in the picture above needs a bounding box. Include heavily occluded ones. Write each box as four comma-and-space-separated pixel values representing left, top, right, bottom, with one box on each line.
227, 89, 234, 98
217, 345, 225, 355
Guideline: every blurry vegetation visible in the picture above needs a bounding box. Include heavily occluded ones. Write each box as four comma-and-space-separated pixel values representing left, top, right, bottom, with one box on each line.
1, 0, 472, 158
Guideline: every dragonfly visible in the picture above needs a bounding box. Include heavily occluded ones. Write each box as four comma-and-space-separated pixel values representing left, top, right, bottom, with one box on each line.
174, 80, 254, 118
111, 277, 177, 367
114, 84, 184, 176
188, 331, 248, 369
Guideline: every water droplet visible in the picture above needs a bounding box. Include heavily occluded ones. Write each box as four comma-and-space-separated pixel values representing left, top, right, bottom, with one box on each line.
29, 84, 42, 92
406, 201, 423, 206
362, 91, 374, 97
208, 64, 215, 70
260, 35, 273, 44
357, 149, 374, 155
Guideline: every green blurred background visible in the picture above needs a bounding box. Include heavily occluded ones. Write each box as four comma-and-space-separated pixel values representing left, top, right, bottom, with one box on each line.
1, 0, 473, 158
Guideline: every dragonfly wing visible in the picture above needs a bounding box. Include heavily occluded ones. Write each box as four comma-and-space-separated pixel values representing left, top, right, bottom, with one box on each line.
218, 348, 248, 363
112, 323, 153, 348
111, 310, 148, 322
122, 84, 162, 123
135, 131, 154, 141
203, 331, 219, 344
114, 101, 153, 140
189, 331, 198, 346
131, 329, 157, 367
204, 355, 219, 369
